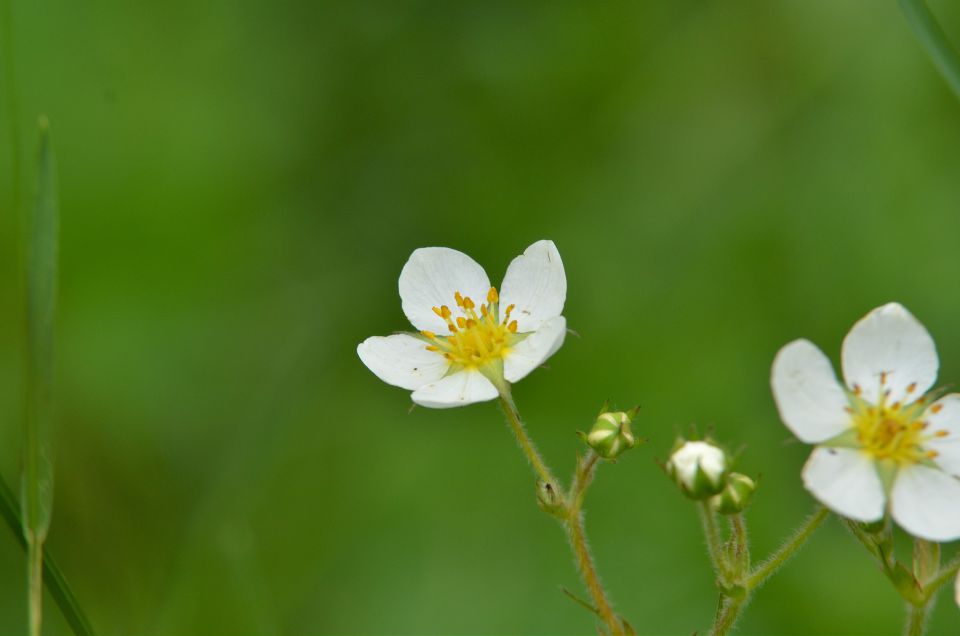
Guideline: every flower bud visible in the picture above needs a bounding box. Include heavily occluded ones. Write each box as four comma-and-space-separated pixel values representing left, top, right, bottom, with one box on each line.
581, 408, 641, 459
666, 440, 728, 499
710, 472, 756, 514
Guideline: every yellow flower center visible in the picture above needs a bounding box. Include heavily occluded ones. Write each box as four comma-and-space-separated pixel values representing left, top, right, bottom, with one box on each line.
850, 390, 947, 465
421, 287, 519, 369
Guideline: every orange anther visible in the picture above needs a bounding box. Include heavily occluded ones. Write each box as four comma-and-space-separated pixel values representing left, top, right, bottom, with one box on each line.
487, 287, 499, 303
907, 382, 917, 394
508, 320, 518, 333
931, 404, 944, 414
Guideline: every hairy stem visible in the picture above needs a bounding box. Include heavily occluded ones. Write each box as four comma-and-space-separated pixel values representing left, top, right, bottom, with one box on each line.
925, 552, 960, 597
496, 385, 622, 635
899, 0, 960, 101
699, 501, 731, 583
566, 450, 622, 635
497, 388, 558, 488
904, 600, 932, 636
729, 514, 749, 576
567, 508, 622, 635
747, 507, 828, 589
711, 596, 745, 636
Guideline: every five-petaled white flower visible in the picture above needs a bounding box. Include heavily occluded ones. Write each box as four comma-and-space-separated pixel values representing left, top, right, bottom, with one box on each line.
772, 302, 960, 541
357, 240, 567, 408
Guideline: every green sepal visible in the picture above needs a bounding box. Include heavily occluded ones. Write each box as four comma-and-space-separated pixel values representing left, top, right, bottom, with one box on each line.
718, 581, 747, 600
536, 479, 566, 518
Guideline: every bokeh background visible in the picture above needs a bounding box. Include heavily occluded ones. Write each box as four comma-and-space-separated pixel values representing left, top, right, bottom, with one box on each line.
1, 0, 960, 634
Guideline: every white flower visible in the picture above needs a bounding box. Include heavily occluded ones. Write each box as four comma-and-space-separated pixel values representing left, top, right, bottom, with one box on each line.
771, 302, 960, 541
357, 240, 567, 408
667, 440, 728, 497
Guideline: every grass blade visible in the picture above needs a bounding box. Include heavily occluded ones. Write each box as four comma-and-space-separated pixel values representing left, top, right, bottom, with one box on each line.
23, 116, 59, 636
1, 476, 96, 636
899, 0, 960, 101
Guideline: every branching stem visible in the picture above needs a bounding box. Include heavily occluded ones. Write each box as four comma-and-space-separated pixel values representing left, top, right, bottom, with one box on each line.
496, 385, 623, 635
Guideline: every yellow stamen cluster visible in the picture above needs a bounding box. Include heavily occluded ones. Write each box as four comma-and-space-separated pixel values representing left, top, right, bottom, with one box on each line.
421, 287, 519, 368
850, 390, 948, 465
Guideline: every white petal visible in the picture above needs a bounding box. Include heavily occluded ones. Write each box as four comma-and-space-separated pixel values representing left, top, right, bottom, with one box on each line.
801, 447, 885, 522
498, 240, 566, 333
411, 369, 498, 409
890, 464, 960, 542
357, 334, 450, 390
923, 394, 960, 476
668, 441, 727, 489
841, 303, 938, 407
399, 247, 491, 332
503, 316, 566, 383
771, 339, 853, 444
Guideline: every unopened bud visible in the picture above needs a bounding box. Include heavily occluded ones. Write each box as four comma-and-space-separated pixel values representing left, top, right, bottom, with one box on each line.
666, 440, 728, 499
581, 408, 641, 459
710, 473, 756, 514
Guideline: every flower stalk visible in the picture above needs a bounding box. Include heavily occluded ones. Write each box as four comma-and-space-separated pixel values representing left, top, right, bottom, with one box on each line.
701, 507, 829, 636
498, 385, 625, 635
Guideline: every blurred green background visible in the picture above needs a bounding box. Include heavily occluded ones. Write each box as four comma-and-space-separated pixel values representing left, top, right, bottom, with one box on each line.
2, 0, 960, 634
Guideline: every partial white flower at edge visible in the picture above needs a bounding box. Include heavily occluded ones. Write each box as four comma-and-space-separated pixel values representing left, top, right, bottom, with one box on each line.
771, 302, 960, 542
357, 240, 567, 409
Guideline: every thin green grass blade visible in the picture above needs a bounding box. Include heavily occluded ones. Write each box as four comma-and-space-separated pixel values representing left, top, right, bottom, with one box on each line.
900, 0, 960, 101
1, 476, 96, 636
23, 116, 59, 636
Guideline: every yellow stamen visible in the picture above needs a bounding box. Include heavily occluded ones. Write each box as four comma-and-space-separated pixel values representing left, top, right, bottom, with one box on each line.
851, 388, 947, 466
419, 287, 518, 369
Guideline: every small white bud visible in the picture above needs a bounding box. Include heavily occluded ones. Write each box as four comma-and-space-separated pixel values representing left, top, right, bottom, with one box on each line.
666, 440, 728, 499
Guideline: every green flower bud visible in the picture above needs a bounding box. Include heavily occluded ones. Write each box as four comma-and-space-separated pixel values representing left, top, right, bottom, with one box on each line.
710, 472, 757, 515
666, 440, 728, 499
581, 408, 641, 459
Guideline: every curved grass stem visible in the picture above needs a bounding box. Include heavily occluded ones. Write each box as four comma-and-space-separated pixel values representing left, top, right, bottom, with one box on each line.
0, 475, 96, 636
899, 0, 960, 101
